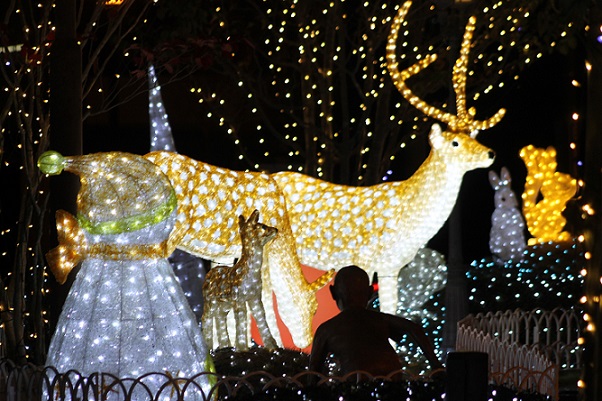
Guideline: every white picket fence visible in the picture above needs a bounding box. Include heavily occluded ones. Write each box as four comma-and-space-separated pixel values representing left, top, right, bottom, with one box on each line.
456, 308, 582, 400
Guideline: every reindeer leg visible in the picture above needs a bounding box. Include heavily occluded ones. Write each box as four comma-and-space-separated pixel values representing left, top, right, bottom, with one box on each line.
234, 303, 249, 351
201, 304, 214, 350
249, 298, 277, 350
214, 307, 230, 349
261, 255, 281, 347
377, 273, 400, 315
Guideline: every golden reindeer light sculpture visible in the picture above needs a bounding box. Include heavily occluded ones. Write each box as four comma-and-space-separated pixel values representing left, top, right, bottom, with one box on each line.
270, 0, 505, 315
145, 0, 504, 344
202, 210, 278, 351
144, 151, 334, 349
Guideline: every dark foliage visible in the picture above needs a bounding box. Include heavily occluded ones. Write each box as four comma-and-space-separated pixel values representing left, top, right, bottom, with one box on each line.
467, 240, 585, 314
210, 347, 553, 401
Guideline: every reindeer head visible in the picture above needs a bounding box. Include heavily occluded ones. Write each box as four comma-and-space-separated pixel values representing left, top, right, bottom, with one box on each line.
239, 209, 278, 248
386, 0, 504, 165
428, 123, 495, 171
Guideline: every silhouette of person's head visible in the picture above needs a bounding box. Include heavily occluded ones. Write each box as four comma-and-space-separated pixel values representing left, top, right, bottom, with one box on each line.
329, 265, 373, 311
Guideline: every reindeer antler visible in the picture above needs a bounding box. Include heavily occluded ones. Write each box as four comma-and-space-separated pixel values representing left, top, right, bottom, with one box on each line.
386, 0, 505, 136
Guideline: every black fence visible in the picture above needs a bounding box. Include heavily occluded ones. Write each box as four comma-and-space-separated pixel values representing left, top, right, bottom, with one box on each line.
1, 358, 555, 401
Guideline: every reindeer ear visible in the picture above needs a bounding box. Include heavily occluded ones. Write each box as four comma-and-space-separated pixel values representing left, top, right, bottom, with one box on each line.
239, 214, 245, 228
488, 170, 499, 189
428, 124, 444, 149
250, 209, 260, 223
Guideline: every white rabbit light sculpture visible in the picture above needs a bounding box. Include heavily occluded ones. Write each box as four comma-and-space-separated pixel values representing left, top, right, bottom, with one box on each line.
488, 167, 527, 264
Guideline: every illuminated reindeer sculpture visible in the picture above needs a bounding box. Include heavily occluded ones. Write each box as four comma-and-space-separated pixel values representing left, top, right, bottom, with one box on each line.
202, 210, 278, 351
270, 0, 505, 314
145, 0, 505, 345
144, 150, 335, 349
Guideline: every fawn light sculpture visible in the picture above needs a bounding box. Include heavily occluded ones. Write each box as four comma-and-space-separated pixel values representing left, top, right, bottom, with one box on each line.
202, 210, 278, 351
145, 0, 505, 344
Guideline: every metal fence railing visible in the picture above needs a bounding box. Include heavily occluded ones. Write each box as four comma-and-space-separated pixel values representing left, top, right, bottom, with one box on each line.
0, 359, 444, 401
456, 307, 583, 400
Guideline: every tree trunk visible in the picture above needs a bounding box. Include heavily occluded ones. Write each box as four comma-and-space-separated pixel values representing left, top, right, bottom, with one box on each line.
442, 201, 468, 354
439, 1, 469, 356
50, 0, 82, 208
47, 0, 83, 340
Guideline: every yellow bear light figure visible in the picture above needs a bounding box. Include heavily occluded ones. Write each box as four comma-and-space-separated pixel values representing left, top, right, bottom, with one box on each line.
519, 145, 577, 245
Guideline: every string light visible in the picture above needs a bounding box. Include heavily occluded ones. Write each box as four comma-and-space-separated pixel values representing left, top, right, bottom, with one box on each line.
182, 0, 579, 181
395, 247, 447, 368
468, 240, 585, 313
145, 0, 505, 332
145, 120, 494, 332
1, 3, 584, 382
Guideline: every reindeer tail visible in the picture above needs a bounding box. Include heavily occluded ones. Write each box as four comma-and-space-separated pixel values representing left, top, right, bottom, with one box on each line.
308, 269, 336, 292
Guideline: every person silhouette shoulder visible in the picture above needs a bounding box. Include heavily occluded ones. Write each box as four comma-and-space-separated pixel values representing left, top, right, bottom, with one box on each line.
309, 265, 443, 378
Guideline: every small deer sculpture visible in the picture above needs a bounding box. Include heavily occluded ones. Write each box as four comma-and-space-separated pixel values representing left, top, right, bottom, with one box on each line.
202, 210, 278, 351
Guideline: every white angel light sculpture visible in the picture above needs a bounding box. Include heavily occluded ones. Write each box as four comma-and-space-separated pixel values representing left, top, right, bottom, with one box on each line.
38, 151, 213, 399
488, 167, 527, 263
